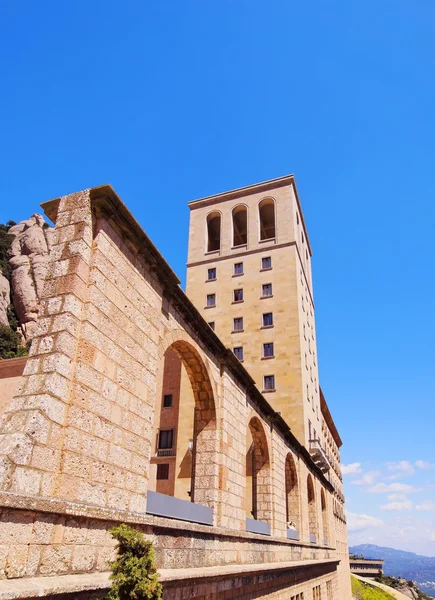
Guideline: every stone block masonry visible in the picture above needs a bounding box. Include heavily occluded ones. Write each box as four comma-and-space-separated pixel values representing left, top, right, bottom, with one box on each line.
0, 184, 351, 599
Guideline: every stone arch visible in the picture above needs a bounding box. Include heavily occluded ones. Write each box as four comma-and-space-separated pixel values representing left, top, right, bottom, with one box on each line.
307, 473, 317, 541
206, 211, 222, 252
285, 452, 300, 529
246, 416, 271, 524
232, 204, 248, 247
321, 488, 328, 545
258, 197, 276, 241
152, 334, 219, 512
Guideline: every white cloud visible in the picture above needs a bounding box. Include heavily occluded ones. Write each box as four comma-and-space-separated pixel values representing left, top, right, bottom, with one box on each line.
342, 462, 362, 475
386, 461, 415, 476
416, 460, 434, 470
347, 511, 383, 532
388, 493, 408, 501
381, 500, 413, 511
367, 482, 420, 494
416, 500, 435, 512
351, 471, 381, 486
431, 533, 435, 541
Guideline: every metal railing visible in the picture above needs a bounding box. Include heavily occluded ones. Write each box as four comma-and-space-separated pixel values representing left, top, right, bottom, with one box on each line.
156, 449, 175, 457
309, 438, 330, 473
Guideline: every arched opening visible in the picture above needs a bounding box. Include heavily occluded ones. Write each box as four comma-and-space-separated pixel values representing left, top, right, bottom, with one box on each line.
321, 488, 328, 545
307, 474, 317, 543
259, 198, 276, 241
232, 205, 248, 247
206, 212, 221, 252
246, 417, 271, 530
149, 341, 218, 517
285, 453, 300, 539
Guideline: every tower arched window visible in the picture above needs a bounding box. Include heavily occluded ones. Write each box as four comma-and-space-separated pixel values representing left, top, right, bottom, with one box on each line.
206, 212, 221, 252
232, 205, 248, 247
258, 198, 276, 241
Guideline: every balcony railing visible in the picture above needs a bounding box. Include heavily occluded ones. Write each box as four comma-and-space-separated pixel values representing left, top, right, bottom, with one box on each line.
156, 449, 175, 457
309, 438, 330, 473
246, 517, 271, 536
286, 528, 300, 541
146, 490, 213, 526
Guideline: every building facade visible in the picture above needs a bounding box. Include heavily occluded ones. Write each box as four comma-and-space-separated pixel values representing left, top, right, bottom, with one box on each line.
0, 183, 352, 599
349, 557, 385, 577
186, 175, 351, 596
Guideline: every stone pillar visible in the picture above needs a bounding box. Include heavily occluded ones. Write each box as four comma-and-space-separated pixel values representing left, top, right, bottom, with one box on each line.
0, 191, 93, 499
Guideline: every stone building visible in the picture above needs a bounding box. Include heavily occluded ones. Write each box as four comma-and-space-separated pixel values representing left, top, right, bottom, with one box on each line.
0, 181, 351, 599
349, 557, 385, 577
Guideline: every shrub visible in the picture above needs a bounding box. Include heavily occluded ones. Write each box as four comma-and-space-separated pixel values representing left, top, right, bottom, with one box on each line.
351, 576, 395, 600
105, 524, 162, 600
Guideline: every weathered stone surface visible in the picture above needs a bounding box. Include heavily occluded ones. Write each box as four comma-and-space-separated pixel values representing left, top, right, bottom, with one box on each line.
7, 215, 53, 341
0, 275, 10, 328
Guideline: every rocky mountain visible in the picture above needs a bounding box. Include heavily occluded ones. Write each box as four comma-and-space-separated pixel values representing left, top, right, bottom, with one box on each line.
350, 544, 435, 598
0, 215, 53, 357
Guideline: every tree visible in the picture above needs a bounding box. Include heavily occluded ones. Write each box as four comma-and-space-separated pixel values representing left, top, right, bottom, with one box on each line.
106, 524, 162, 600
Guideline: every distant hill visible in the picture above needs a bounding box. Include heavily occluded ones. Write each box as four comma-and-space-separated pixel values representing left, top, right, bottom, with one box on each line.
350, 544, 435, 598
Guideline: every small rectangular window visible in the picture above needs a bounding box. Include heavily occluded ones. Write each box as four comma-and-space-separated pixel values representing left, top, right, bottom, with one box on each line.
163, 394, 173, 408
233, 346, 243, 360
158, 429, 173, 449
233, 317, 243, 332
264, 375, 275, 391
296, 213, 300, 225
262, 312, 273, 327
207, 267, 216, 280
206, 293, 216, 307
156, 463, 169, 480
263, 343, 274, 358
262, 283, 272, 297
233, 288, 243, 302
261, 256, 272, 270
234, 262, 243, 275
208, 321, 215, 331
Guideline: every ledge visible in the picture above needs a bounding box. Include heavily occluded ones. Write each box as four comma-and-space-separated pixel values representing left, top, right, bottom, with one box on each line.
0, 491, 335, 550
0, 572, 110, 600
0, 558, 341, 599
159, 558, 341, 582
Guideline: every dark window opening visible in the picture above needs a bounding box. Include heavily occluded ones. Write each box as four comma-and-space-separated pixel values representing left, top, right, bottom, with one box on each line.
206, 293, 216, 307
262, 256, 272, 269
207, 212, 221, 252
259, 198, 276, 240
207, 267, 216, 280
158, 429, 173, 449
263, 312, 273, 327
234, 262, 243, 275
157, 463, 169, 480
233, 346, 243, 360
233, 317, 243, 331
262, 283, 272, 297
263, 343, 274, 358
163, 394, 173, 408
232, 205, 248, 246
233, 288, 243, 302
208, 321, 215, 330
264, 375, 275, 390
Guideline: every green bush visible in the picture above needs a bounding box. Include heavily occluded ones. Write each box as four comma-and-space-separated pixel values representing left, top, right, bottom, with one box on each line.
351, 576, 395, 600
105, 524, 162, 600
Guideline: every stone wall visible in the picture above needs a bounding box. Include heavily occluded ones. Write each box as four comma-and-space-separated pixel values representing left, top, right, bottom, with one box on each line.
0, 185, 351, 599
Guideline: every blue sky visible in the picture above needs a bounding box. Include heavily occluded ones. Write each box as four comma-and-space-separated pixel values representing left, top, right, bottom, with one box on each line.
1, 1, 434, 554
